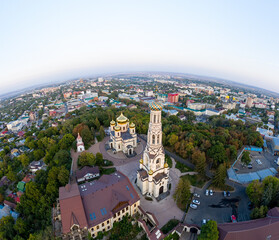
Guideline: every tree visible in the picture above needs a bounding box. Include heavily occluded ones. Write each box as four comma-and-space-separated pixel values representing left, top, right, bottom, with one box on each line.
192, 150, 206, 176
212, 164, 226, 188
58, 166, 70, 186
96, 152, 104, 166
94, 117, 100, 130
198, 220, 219, 240
250, 205, 268, 219
208, 143, 227, 167
33, 149, 45, 161
241, 151, 251, 165
81, 126, 93, 146
99, 126, 105, 141
78, 152, 96, 167
59, 133, 75, 150
0, 216, 15, 240
18, 154, 30, 167
168, 134, 178, 146
246, 180, 264, 207
173, 178, 191, 209
14, 218, 28, 238
53, 150, 71, 167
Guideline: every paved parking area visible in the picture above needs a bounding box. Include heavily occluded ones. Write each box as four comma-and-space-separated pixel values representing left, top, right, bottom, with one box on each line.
234, 151, 277, 174
185, 183, 251, 226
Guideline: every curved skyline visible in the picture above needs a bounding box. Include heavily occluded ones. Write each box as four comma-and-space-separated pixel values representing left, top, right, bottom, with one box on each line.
0, 0, 279, 94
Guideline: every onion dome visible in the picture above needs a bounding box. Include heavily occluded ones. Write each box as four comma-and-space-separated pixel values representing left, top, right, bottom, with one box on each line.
114, 126, 121, 131
139, 158, 143, 164
148, 170, 153, 175
149, 101, 163, 111
164, 162, 169, 168
116, 112, 128, 123
110, 120, 115, 125
130, 122, 135, 128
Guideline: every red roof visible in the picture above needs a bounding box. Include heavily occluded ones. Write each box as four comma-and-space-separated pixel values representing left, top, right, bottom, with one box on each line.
17, 131, 25, 137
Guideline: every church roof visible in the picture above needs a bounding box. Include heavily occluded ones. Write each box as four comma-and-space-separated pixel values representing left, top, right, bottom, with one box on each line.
116, 113, 128, 123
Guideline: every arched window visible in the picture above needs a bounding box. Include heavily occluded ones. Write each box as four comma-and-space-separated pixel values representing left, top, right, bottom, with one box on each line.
154, 115, 156, 123
157, 135, 159, 144
152, 135, 155, 144
156, 159, 159, 164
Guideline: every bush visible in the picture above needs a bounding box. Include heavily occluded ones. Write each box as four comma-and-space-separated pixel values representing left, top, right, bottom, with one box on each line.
175, 161, 192, 173
145, 196, 153, 201
100, 167, 116, 175
161, 219, 180, 234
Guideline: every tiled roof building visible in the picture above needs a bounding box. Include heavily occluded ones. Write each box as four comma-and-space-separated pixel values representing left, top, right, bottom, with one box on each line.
218, 207, 279, 240
57, 171, 140, 239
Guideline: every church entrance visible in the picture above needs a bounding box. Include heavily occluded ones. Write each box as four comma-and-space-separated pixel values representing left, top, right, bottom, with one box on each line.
129, 149, 132, 155
159, 186, 164, 195
110, 143, 113, 148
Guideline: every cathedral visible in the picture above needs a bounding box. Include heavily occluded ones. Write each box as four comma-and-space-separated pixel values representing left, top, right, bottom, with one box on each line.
109, 113, 137, 156
137, 102, 169, 198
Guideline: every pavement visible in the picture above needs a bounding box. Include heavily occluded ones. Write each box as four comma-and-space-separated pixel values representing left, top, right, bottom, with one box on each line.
185, 180, 250, 226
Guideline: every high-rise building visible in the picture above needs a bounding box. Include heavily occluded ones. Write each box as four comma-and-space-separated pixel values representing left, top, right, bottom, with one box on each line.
246, 97, 254, 108
137, 102, 169, 198
167, 93, 179, 103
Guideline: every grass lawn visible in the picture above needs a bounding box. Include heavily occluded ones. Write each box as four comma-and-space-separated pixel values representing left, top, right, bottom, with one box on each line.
175, 161, 193, 173
181, 174, 209, 188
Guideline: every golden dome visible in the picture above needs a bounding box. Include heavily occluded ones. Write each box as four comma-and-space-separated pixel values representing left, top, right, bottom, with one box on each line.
164, 162, 169, 168
130, 122, 135, 128
114, 126, 120, 131
139, 158, 143, 164
110, 120, 115, 125
116, 113, 128, 123
148, 170, 153, 175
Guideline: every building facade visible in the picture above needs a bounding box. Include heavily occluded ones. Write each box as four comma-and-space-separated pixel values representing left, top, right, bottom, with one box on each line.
137, 102, 169, 198
167, 93, 179, 103
109, 113, 137, 155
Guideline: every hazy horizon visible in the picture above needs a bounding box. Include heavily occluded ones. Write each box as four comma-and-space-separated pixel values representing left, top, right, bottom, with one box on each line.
1, 1, 279, 95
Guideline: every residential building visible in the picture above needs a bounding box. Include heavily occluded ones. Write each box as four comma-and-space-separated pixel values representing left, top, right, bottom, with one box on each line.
29, 160, 46, 173
76, 166, 100, 183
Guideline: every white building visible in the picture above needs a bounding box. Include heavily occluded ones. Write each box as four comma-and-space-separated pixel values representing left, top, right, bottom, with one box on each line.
137, 102, 169, 198
109, 113, 137, 156
77, 133, 85, 152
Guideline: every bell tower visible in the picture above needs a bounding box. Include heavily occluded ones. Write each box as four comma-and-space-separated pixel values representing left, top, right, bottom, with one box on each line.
137, 102, 169, 198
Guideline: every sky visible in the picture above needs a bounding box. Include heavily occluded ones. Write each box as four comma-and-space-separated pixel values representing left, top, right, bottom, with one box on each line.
0, 0, 279, 94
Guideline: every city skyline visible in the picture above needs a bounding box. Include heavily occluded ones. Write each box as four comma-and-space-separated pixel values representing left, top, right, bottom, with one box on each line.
1, 0, 279, 95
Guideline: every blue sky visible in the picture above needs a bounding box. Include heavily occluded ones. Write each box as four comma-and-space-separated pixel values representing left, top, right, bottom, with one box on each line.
0, 1, 279, 94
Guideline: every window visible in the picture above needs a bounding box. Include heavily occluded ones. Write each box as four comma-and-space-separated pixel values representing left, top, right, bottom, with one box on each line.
134, 204, 136, 207
126, 207, 128, 211
123, 127, 125, 130
108, 226, 110, 230
154, 115, 156, 123
114, 214, 116, 218
118, 145, 120, 149
156, 159, 159, 164
107, 220, 109, 224
152, 135, 155, 144
122, 209, 124, 213
102, 223, 104, 227
157, 135, 159, 144
97, 226, 99, 230
118, 212, 120, 216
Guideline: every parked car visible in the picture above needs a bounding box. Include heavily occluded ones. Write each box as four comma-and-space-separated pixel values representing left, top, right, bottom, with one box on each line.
227, 191, 231, 197
190, 204, 198, 209
194, 193, 200, 198
193, 199, 200, 205
209, 189, 213, 196
205, 189, 209, 196
223, 191, 227, 197
201, 219, 207, 225
231, 215, 237, 223
248, 164, 252, 169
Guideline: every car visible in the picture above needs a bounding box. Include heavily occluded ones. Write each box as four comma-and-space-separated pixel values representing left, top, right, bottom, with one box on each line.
259, 152, 261, 154
201, 219, 207, 225
194, 193, 200, 198
248, 164, 252, 169
209, 189, 213, 196
190, 204, 198, 209
223, 191, 227, 197
227, 191, 231, 197
231, 215, 237, 223
193, 199, 200, 205
205, 189, 209, 196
